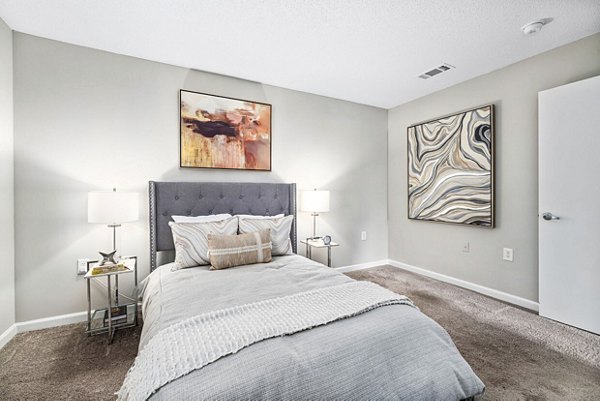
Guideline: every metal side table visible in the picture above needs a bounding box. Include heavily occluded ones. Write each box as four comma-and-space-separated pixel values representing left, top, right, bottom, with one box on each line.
300, 239, 340, 267
84, 256, 138, 343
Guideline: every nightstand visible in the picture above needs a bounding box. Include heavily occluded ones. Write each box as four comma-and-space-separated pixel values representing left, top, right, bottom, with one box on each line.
84, 256, 138, 343
300, 238, 340, 267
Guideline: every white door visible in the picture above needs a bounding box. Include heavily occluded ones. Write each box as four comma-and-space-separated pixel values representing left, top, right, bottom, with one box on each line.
539, 75, 600, 335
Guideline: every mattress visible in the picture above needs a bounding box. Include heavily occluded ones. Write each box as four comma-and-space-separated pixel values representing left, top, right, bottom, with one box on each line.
135, 254, 485, 400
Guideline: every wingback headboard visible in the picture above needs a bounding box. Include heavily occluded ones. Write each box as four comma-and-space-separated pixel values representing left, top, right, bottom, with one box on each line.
149, 181, 297, 271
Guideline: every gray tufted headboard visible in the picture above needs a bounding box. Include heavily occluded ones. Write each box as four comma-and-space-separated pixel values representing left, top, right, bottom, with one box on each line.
149, 181, 297, 271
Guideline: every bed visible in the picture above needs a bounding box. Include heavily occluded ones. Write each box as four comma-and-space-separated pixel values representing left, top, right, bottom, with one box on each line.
119, 181, 485, 401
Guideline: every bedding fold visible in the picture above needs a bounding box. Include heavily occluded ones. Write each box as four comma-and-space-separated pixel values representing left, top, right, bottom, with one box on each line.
118, 281, 414, 401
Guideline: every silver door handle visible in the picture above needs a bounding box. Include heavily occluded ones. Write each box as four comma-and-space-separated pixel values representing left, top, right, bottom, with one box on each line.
542, 212, 560, 221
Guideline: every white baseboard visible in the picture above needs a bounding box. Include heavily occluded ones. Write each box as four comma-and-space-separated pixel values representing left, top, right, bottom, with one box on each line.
336, 259, 389, 273
15, 311, 88, 333
388, 259, 539, 312
0, 324, 17, 350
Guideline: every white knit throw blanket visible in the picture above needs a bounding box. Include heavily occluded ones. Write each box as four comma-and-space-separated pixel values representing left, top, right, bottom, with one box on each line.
117, 281, 414, 401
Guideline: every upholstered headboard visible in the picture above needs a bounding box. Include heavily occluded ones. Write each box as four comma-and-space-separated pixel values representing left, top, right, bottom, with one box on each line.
149, 181, 297, 271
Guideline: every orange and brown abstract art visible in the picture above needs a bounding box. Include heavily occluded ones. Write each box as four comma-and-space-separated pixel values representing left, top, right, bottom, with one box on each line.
180, 90, 271, 170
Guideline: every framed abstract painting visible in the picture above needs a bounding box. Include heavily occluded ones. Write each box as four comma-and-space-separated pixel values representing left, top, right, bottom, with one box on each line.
180, 90, 272, 170
407, 105, 494, 227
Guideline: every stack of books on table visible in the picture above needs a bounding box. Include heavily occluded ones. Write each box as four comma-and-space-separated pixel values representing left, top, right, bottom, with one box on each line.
90, 262, 128, 275
103, 305, 128, 326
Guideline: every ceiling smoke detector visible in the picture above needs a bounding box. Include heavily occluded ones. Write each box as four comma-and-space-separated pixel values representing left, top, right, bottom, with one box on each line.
521, 18, 553, 35
418, 63, 455, 80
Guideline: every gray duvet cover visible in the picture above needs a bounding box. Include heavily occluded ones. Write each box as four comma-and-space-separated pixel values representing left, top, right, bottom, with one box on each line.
138, 255, 485, 400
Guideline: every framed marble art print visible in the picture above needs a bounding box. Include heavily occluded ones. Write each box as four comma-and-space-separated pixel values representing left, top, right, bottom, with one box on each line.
407, 105, 494, 227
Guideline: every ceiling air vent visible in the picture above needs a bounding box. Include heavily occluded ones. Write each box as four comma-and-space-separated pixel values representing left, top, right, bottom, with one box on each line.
418, 63, 455, 79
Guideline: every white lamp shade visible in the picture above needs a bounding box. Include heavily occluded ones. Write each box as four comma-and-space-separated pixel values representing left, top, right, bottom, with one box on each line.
301, 190, 330, 213
88, 190, 139, 224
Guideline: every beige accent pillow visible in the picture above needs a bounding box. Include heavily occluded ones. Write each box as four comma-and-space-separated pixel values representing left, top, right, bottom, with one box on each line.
207, 229, 273, 270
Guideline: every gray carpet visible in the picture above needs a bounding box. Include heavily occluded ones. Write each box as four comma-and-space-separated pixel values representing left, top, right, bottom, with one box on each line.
348, 266, 600, 401
0, 322, 141, 400
1, 265, 599, 401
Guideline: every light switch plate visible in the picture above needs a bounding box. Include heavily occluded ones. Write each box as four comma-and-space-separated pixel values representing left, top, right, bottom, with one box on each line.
503, 248, 514, 262
77, 258, 90, 275
361, 231, 367, 241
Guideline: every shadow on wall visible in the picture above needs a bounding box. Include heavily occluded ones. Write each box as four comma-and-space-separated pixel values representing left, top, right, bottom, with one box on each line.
14, 153, 150, 318
292, 147, 388, 267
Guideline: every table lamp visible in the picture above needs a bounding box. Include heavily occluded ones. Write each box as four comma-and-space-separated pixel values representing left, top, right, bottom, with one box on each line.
88, 188, 139, 259
300, 189, 330, 239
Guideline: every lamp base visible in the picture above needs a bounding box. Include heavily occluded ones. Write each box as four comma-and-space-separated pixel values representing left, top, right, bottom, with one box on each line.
311, 212, 320, 239
106, 224, 122, 260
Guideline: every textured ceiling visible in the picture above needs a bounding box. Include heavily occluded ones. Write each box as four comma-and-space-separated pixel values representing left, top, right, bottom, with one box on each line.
0, 0, 598, 108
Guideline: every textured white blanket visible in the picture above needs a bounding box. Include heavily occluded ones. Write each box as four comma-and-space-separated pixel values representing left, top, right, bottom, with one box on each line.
118, 281, 414, 401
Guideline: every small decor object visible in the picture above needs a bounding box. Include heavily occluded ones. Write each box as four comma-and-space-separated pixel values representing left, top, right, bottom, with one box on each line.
99, 250, 117, 266
300, 189, 330, 238
104, 305, 128, 327
322, 235, 332, 245
91, 262, 128, 276
180, 90, 272, 171
408, 105, 494, 227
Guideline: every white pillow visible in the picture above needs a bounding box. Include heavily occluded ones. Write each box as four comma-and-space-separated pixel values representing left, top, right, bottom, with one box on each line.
238, 215, 294, 256
169, 217, 238, 270
235, 214, 284, 220
172, 213, 232, 223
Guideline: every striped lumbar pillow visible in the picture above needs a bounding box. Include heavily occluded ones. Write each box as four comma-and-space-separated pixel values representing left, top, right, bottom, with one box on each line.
238, 215, 294, 256
207, 229, 272, 270
169, 217, 239, 270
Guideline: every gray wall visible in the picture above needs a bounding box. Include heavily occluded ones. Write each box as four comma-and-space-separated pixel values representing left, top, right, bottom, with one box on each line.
13, 33, 388, 322
388, 33, 600, 302
0, 17, 15, 334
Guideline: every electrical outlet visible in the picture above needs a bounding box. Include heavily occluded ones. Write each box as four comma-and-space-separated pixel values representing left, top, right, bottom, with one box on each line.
361, 231, 367, 241
462, 242, 470, 253
77, 258, 90, 275
503, 248, 514, 262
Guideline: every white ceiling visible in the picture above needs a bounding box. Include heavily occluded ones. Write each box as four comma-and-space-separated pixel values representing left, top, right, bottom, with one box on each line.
1, 1, 598, 108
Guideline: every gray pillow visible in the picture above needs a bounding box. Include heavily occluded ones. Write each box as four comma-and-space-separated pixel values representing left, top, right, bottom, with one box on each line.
169, 217, 238, 270
238, 215, 294, 256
